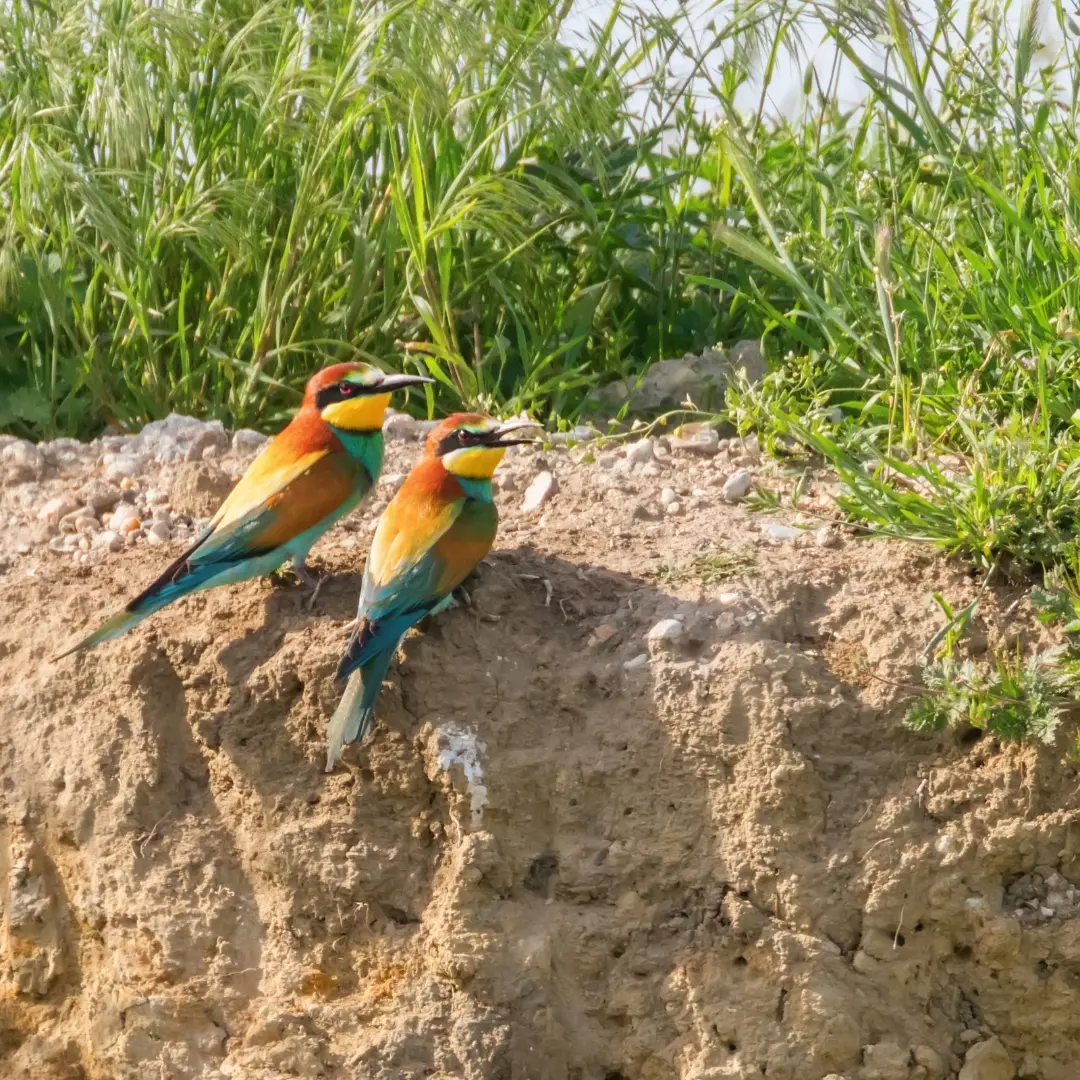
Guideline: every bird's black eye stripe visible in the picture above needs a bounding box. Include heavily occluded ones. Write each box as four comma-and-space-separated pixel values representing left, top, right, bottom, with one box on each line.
316, 380, 367, 409
437, 428, 488, 456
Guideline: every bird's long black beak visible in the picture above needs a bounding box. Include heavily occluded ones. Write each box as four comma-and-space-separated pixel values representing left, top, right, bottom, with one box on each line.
376, 372, 436, 392
483, 418, 542, 447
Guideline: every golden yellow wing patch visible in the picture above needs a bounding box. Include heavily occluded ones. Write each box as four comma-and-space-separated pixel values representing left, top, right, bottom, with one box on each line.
367, 492, 461, 589
213, 446, 330, 531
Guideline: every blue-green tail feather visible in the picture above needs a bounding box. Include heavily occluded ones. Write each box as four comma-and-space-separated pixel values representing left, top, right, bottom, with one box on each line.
325, 646, 398, 771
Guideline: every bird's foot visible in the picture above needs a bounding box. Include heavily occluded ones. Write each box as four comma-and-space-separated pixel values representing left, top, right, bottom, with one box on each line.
293, 559, 326, 611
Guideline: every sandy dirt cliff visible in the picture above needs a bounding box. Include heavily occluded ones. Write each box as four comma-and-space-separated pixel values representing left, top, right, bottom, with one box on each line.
0, 422, 1078, 1079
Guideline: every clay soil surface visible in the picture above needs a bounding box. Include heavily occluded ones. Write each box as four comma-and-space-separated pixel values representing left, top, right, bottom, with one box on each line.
1, 434, 1079, 1080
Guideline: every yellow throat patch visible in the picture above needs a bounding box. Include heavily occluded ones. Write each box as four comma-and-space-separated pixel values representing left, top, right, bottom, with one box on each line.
442, 445, 507, 479
320, 392, 392, 431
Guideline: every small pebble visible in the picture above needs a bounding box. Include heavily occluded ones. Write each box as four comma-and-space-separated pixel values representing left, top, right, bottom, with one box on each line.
38, 495, 80, 523
92, 530, 124, 553
670, 426, 720, 456
659, 487, 677, 506
814, 525, 839, 548
624, 439, 655, 466
149, 520, 172, 542
646, 618, 684, 643
522, 471, 558, 513
107, 503, 140, 532
623, 653, 650, 672
763, 523, 799, 541
722, 468, 753, 502
665, 501, 682, 516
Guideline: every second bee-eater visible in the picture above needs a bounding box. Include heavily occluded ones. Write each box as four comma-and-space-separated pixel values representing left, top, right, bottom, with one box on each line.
56, 362, 432, 658
325, 412, 538, 771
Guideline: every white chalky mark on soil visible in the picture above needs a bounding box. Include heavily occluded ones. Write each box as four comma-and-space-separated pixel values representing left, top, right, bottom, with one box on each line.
436, 723, 488, 827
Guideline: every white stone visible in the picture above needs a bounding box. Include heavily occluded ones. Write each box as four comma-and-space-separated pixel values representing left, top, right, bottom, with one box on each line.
92, 530, 124, 552
665, 501, 682, 516
2, 440, 42, 470
522, 471, 558, 513
383, 412, 423, 441
150, 436, 185, 464
73, 514, 100, 534
107, 504, 140, 531
814, 526, 840, 548
623, 653, 650, 672
647, 618, 684, 643
763, 523, 800, 541
77, 480, 122, 514
659, 487, 677, 506
624, 439, 655, 465
38, 495, 80, 524
722, 468, 753, 502
670, 427, 720, 456
141, 413, 210, 444
2, 440, 43, 483
102, 453, 145, 481
231, 428, 269, 455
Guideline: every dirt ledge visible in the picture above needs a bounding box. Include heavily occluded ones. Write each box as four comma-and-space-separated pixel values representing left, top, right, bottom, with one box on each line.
0, 435, 1078, 1080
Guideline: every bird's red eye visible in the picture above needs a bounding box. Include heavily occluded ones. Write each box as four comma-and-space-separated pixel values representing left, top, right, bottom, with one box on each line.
337, 381, 354, 396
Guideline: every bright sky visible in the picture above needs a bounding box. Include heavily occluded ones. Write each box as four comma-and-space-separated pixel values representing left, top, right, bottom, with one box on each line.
561, 0, 1055, 122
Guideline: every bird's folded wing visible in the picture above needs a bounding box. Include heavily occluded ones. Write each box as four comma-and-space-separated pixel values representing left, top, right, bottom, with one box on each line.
360, 490, 466, 618
194, 449, 360, 565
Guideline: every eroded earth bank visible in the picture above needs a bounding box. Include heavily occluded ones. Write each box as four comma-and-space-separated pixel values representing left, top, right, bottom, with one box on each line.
0, 419, 1078, 1080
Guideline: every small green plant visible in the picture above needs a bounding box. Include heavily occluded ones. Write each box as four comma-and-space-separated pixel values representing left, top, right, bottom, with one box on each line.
905, 575, 1080, 746
652, 550, 754, 587
905, 651, 1068, 746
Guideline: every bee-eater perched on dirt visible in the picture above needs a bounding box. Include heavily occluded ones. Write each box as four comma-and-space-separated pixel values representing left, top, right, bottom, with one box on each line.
56, 362, 432, 658
325, 412, 538, 771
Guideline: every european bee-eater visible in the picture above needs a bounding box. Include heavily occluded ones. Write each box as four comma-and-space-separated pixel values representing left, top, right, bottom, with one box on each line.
325, 412, 538, 771
56, 362, 432, 658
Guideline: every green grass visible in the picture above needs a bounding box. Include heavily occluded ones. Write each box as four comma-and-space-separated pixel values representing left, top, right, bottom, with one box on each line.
8, 0, 1077, 463
0, 0, 778, 438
